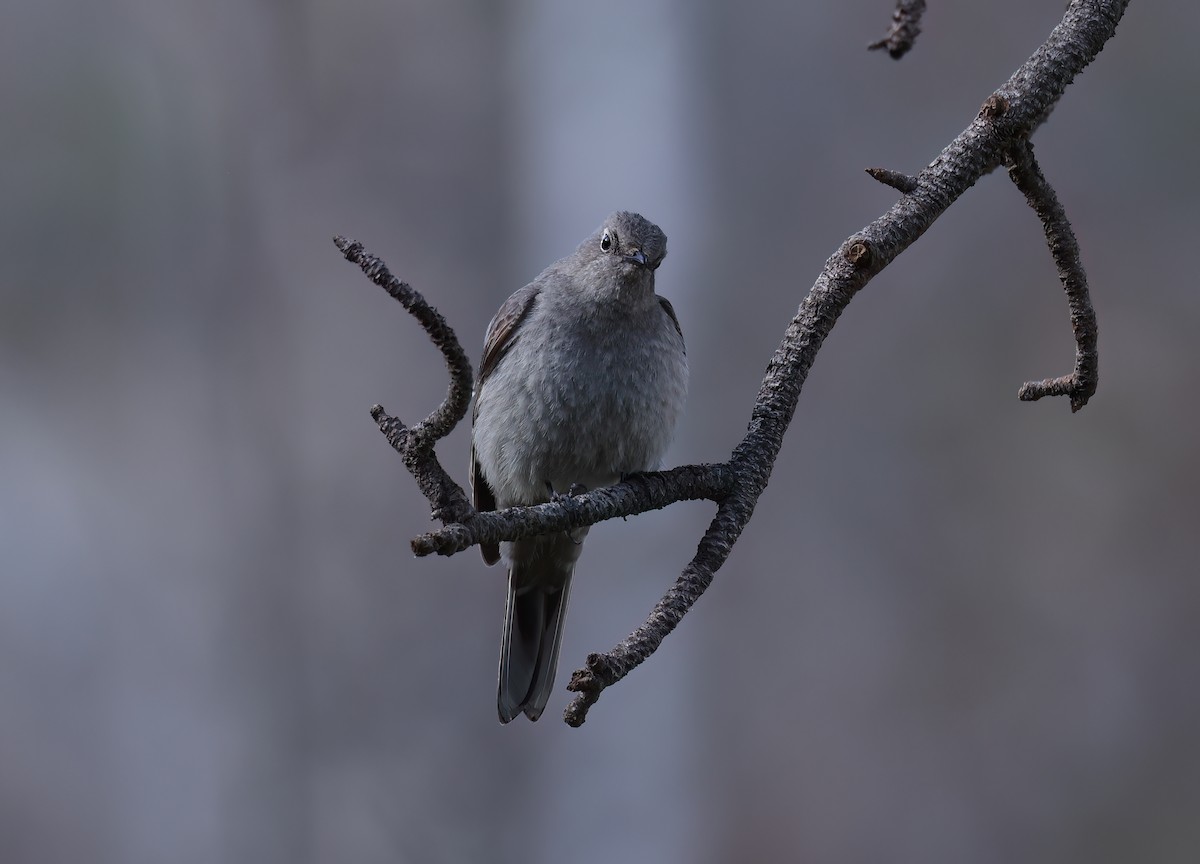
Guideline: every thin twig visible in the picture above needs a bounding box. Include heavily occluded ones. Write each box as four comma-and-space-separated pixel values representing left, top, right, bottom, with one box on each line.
565, 497, 745, 725
335, 237, 473, 442
869, 0, 927, 59
369, 405, 472, 523
336, 237, 475, 522
1004, 142, 1099, 412
866, 167, 919, 193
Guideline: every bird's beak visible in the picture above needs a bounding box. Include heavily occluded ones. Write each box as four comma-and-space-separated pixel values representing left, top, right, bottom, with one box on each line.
623, 249, 647, 266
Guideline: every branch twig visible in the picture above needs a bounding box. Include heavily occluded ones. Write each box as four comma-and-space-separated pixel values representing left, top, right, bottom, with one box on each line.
866, 167, 919, 193
869, 0, 927, 59
335, 237, 474, 523
1004, 142, 1099, 412
338, 0, 1130, 726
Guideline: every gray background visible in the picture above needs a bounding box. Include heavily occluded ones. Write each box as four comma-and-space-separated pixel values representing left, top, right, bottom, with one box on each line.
3, 1, 1197, 862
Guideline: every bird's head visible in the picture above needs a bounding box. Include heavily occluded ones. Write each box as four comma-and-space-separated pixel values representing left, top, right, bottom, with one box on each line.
583, 211, 668, 288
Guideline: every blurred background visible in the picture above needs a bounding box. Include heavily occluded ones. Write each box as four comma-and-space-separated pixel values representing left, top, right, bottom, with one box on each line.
2, 1, 1197, 861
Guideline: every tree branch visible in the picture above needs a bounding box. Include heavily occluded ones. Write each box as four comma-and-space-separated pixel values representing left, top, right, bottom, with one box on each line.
335, 237, 474, 523
869, 0, 927, 59
866, 166, 919, 194
337, 0, 1130, 726
1003, 141, 1099, 412
410, 463, 736, 558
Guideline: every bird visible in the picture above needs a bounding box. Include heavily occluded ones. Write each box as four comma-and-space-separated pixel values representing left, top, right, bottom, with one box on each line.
470, 211, 688, 722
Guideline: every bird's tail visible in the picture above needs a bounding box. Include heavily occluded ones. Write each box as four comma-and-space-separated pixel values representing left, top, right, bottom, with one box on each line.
497, 532, 584, 722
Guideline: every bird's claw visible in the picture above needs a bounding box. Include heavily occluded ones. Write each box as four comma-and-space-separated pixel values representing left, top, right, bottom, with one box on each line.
547, 482, 588, 503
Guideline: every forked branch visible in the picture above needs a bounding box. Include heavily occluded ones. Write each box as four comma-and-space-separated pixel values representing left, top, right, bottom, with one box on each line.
335, 237, 473, 523
337, 0, 1130, 726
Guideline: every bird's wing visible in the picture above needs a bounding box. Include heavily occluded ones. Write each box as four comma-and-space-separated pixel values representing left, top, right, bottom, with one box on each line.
471, 282, 541, 565
479, 282, 542, 384
658, 295, 685, 355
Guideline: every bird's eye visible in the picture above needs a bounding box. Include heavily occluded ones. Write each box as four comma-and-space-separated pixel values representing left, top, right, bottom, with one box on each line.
600, 230, 615, 252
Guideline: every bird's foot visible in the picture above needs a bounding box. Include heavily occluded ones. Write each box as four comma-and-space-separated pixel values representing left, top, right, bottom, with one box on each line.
546, 481, 588, 503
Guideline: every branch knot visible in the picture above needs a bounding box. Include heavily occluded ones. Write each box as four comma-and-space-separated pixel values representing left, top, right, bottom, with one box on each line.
980, 94, 1010, 120
844, 239, 873, 267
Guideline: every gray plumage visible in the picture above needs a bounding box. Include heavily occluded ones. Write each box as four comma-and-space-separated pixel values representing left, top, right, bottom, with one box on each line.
470, 211, 688, 723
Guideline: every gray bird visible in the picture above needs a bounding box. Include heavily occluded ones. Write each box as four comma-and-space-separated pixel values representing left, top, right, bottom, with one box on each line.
470, 211, 688, 723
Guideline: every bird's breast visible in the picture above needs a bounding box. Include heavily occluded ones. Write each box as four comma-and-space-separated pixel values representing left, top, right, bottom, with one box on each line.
474, 300, 687, 506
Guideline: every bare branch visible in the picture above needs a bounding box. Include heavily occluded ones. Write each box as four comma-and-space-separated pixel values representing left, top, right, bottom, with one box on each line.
411, 463, 736, 557
335, 236, 474, 443
869, 0, 927, 59
1004, 142, 1099, 412
338, 0, 1131, 726
370, 405, 472, 524
565, 495, 750, 725
336, 238, 475, 522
